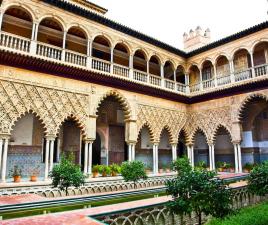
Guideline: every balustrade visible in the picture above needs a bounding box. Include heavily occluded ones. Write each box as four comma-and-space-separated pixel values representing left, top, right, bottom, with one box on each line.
65, 50, 87, 67
254, 64, 268, 77
149, 74, 161, 86
133, 70, 148, 82
36, 42, 62, 60
92, 58, 111, 73
164, 79, 175, 90
1, 32, 268, 96
0, 31, 30, 53
217, 74, 231, 86
190, 83, 201, 93
113, 64, 129, 78
202, 78, 215, 89
234, 69, 252, 82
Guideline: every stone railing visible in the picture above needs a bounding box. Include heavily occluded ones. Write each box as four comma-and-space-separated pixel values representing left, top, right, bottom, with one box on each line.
1, 31, 268, 96
94, 186, 268, 225
0, 175, 174, 198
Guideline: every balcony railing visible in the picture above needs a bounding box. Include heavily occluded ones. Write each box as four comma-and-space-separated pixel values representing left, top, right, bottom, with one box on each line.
113, 64, 129, 78
0, 31, 30, 53
217, 74, 231, 86
149, 74, 161, 86
65, 49, 87, 67
1, 32, 268, 96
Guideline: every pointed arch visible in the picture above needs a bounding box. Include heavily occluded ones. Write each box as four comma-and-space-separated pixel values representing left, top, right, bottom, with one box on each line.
212, 124, 232, 143
191, 127, 209, 145
94, 90, 132, 120
55, 114, 87, 137
178, 127, 191, 145
10, 109, 47, 134
158, 125, 174, 144
237, 93, 268, 122
137, 122, 155, 143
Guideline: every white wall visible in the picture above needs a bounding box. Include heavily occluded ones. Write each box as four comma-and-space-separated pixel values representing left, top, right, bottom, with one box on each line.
141, 128, 153, 149
10, 114, 33, 145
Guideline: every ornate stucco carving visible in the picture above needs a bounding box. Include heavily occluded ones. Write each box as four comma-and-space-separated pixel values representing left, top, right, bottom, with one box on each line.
0, 80, 89, 136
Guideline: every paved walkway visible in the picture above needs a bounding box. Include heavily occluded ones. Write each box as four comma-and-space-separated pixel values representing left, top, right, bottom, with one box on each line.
1, 196, 171, 225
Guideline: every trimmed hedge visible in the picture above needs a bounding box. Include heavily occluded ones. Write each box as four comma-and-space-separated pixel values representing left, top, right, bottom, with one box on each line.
207, 201, 268, 225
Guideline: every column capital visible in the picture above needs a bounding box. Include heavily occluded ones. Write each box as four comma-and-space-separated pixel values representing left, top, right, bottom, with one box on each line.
84, 138, 95, 143
126, 141, 137, 145
153, 142, 159, 146
45, 135, 56, 141
0, 134, 10, 140
232, 141, 241, 145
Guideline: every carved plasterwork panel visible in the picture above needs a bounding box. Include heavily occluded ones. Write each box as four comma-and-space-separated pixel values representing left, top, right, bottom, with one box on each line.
0, 80, 89, 136
137, 104, 187, 143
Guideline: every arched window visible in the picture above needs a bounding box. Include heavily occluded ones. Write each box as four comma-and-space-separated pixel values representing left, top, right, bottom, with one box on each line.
92, 35, 111, 62
133, 50, 147, 72
66, 26, 87, 54
164, 61, 174, 80
176, 65, 186, 84
113, 43, 129, 67
201, 60, 214, 81
149, 55, 161, 76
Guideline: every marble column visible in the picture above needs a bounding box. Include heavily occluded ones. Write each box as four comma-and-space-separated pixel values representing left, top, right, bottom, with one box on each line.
153, 143, 159, 174
1, 137, 9, 183
83, 141, 89, 174
87, 141, 93, 175
171, 144, 177, 161
44, 138, 50, 181
49, 139, 55, 172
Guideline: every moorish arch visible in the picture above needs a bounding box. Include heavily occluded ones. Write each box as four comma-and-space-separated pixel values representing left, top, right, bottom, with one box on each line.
8, 112, 45, 179
192, 128, 209, 166
93, 90, 133, 120
213, 124, 234, 169
94, 91, 134, 165
135, 123, 155, 170
237, 93, 268, 164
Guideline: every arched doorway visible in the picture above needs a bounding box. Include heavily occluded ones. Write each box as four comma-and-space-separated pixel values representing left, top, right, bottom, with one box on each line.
96, 96, 127, 165
193, 129, 209, 167
136, 126, 153, 172
240, 97, 268, 165
58, 118, 83, 165
9, 113, 44, 180
214, 126, 234, 170
158, 129, 172, 171
177, 130, 187, 157
92, 133, 101, 165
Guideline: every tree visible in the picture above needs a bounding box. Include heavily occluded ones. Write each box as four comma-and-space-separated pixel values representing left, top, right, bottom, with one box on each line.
166, 160, 232, 225
49, 154, 85, 196
248, 161, 268, 196
171, 156, 192, 175
121, 161, 148, 188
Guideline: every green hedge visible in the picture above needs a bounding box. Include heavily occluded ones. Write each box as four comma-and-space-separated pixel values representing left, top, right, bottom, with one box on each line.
207, 201, 268, 225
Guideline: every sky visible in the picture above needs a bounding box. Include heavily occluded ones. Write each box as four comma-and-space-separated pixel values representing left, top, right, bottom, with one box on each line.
90, 0, 268, 49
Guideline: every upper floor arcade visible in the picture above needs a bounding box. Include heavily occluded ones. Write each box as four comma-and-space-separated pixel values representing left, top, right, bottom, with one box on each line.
0, 1, 268, 99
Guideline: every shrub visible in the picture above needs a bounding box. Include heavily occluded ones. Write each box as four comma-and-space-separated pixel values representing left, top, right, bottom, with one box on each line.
50, 154, 85, 196
166, 159, 232, 225
248, 161, 268, 196
171, 156, 192, 175
121, 161, 147, 188
243, 162, 254, 171
92, 165, 100, 173
196, 160, 207, 169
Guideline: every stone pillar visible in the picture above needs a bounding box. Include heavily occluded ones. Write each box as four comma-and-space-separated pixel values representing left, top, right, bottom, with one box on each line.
213, 65, 218, 87
250, 52, 256, 77
49, 139, 55, 172
0, 11, 3, 31
1, 137, 9, 183
153, 143, 159, 174
110, 47, 114, 74
129, 54, 134, 79
146, 60, 150, 74
237, 143, 242, 173
30, 22, 38, 55
61, 31, 67, 62
187, 145, 194, 167
83, 141, 89, 174
127, 142, 136, 162
208, 144, 215, 171
44, 138, 50, 181
185, 73, 190, 94
160, 65, 165, 87
87, 141, 93, 175
171, 144, 177, 161
230, 60, 235, 83
234, 143, 239, 173
86, 39, 92, 68
199, 70, 203, 90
